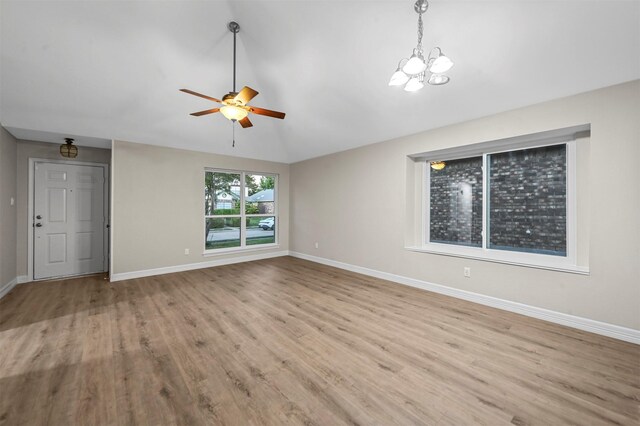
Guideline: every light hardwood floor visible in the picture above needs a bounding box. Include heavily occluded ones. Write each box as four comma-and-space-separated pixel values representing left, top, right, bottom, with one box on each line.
0, 256, 638, 425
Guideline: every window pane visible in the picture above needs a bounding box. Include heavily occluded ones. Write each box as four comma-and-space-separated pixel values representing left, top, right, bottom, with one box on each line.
245, 173, 275, 215
205, 218, 240, 250
205, 171, 241, 215
488, 144, 566, 256
246, 216, 275, 246
429, 157, 483, 247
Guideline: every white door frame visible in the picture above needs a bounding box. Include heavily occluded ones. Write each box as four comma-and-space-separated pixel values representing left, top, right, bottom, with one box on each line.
27, 158, 110, 282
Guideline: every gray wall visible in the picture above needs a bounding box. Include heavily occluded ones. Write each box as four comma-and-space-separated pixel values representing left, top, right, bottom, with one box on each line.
15, 140, 111, 278
111, 140, 290, 275
290, 80, 640, 330
0, 127, 18, 291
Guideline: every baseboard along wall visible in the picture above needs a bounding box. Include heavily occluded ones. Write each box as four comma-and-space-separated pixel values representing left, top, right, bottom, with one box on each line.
109, 250, 290, 282
0, 277, 18, 299
288, 251, 640, 345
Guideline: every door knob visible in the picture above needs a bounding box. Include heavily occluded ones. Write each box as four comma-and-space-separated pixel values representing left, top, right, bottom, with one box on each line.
36, 215, 42, 219
35, 223, 43, 227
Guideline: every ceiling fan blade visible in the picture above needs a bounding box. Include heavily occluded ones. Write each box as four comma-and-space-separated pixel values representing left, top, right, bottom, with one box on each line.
249, 106, 286, 119
180, 89, 222, 103
239, 116, 253, 128
190, 108, 220, 116
234, 86, 259, 105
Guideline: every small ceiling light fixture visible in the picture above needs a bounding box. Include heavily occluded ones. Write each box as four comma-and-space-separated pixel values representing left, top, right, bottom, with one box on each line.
430, 161, 446, 170
389, 0, 454, 92
60, 138, 78, 158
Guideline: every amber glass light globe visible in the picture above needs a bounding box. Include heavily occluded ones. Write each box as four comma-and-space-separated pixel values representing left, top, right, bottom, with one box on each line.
220, 105, 248, 121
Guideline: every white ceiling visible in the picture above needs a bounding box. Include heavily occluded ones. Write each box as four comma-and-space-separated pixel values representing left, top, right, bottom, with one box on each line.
1, 1, 638, 163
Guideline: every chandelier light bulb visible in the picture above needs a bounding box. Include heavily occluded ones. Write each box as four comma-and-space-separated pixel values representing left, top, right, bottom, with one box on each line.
402, 52, 427, 75
404, 75, 424, 92
429, 54, 454, 74
389, 69, 410, 86
428, 74, 450, 85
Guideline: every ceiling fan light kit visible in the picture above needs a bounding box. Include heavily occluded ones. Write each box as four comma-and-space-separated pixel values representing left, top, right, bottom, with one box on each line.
180, 21, 285, 145
389, 0, 454, 91
220, 105, 249, 121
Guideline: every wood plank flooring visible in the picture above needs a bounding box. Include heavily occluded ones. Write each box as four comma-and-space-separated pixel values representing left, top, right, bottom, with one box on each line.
0, 256, 638, 425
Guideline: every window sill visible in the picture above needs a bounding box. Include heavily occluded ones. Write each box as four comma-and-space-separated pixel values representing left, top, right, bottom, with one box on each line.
203, 243, 280, 257
405, 245, 589, 275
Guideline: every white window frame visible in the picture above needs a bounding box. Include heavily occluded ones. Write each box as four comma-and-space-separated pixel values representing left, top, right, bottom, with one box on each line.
203, 168, 278, 255
410, 125, 588, 274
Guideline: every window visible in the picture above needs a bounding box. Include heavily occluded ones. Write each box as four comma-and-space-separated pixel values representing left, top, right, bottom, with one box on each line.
487, 145, 566, 256
429, 156, 483, 247
204, 170, 277, 252
427, 143, 569, 258
414, 125, 587, 272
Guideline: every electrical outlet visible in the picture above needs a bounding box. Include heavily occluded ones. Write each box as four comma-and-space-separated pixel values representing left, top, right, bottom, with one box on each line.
314, 242, 319, 249
464, 267, 471, 278
184, 248, 190, 255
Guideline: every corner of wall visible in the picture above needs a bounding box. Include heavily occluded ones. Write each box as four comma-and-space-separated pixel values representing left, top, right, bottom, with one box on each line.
0, 126, 18, 295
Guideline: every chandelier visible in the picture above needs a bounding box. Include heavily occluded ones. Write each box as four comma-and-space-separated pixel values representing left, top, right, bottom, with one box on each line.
389, 0, 454, 92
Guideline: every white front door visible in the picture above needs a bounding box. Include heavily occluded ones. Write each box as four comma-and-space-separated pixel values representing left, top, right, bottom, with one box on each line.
34, 162, 106, 280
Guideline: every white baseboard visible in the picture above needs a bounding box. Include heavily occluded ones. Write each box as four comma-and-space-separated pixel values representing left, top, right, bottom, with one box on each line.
110, 250, 290, 282
0, 277, 18, 299
16, 275, 29, 284
289, 251, 640, 345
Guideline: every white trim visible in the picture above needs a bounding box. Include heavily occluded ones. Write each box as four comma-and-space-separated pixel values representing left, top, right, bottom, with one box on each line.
422, 162, 429, 245
109, 140, 115, 280
566, 140, 578, 265
110, 250, 289, 282
405, 245, 589, 275
409, 124, 590, 161
481, 154, 488, 250
240, 171, 247, 248
0, 277, 18, 299
28, 158, 110, 282
16, 275, 29, 284
289, 251, 638, 344
203, 243, 279, 257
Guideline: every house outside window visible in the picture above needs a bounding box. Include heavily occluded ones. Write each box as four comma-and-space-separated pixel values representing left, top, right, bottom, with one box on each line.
205, 170, 277, 252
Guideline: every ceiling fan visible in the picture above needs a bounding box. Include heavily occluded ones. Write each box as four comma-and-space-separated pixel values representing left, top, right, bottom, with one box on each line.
180, 21, 285, 129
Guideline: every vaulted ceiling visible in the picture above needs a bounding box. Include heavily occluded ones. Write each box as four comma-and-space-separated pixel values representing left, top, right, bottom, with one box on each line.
1, 0, 638, 163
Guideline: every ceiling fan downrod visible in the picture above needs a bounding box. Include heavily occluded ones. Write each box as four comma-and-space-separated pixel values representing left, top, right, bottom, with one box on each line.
228, 21, 240, 94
